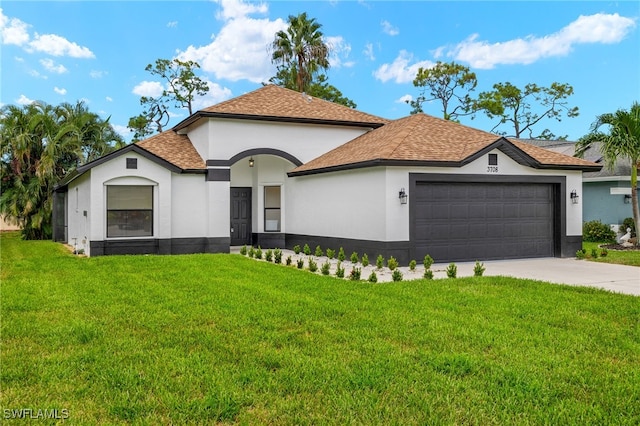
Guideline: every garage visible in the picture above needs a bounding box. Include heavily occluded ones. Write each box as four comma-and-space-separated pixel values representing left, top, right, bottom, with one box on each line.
411, 177, 558, 263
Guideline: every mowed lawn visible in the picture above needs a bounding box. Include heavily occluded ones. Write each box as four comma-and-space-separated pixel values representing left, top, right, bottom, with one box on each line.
1, 233, 639, 425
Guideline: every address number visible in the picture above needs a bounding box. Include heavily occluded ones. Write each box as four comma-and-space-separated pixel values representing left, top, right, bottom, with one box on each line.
487, 166, 499, 173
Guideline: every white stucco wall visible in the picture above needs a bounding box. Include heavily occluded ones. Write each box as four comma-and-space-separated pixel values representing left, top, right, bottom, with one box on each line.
171, 174, 208, 238
67, 172, 91, 254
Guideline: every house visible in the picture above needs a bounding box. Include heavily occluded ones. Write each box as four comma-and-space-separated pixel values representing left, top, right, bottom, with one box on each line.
519, 139, 638, 233
54, 85, 601, 263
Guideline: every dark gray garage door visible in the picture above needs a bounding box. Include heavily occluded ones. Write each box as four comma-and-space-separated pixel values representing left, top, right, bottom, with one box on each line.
413, 182, 555, 262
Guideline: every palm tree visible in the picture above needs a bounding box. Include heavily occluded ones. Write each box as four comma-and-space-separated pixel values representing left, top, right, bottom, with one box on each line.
271, 12, 329, 93
577, 102, 640, 243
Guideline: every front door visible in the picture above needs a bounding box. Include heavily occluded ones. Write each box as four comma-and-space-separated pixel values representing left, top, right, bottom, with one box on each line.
230, 187, 252, 246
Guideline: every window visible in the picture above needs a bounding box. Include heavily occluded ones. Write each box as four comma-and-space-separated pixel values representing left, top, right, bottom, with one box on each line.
488, 153, 498, 166
264, 186, 281, 232
106, 186, 153, 237
126, 158, 138, 169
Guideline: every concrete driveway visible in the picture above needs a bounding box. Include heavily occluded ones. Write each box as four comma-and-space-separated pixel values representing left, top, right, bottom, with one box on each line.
448, 258, 640, 296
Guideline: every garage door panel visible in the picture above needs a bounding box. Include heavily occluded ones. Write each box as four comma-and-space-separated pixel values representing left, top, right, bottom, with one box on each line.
413, 182, 555, 262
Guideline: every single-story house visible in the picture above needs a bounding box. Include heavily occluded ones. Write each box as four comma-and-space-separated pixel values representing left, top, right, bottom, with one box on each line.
54, 85, 601, 263
519, 139, 639, 232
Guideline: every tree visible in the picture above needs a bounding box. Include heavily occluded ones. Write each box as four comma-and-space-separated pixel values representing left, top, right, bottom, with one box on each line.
128, 58, 209, 138
0, 101, 124, 239
576, 102, 640, 244
475, 82, 579, 139
408, 61, 478, 120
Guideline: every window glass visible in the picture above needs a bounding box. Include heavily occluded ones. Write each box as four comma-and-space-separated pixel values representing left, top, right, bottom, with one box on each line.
106, 186, 153, 237
264, 186, 281, 232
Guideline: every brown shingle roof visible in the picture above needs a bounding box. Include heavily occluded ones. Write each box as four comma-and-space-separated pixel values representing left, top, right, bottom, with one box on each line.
290, 114, 601, 175
174, 84, 388, 130
137, 131, 205, 170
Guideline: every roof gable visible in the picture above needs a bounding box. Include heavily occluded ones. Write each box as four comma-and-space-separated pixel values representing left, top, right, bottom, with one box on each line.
289, 114, 602, 176
173, 85, 389, 130
136, 131, 205, 171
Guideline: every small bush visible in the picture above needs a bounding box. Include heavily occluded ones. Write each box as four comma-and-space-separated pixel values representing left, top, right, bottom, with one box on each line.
591, 248, 599, 259
308, 258, 318, 272
392, 269, 403, 282
387, 256, 398, 271
297, 258, 304, 269
583, 220, 616, 243
350, 252, 359, 264
446, 263, 457, 278
293, 245, 301, 255
255, 246, 263, 260
424, 269, 434, 280
286, 256, 292, 266
338, 247, 346, 262
473, 261, 485, 277
315, 245, 323, 257
622, 217, 637, 238
303, 244, 311, 256
321, 261, 331, 275
239, 245, 247, 256
265, 249, 273, 262
349, 267, 361, 281
376, 255, 384, 269
361, 253, 369, 267
368, 271, 378, 283
409, 260, 417, 271
326, 248, 335, 259
248, 247, 255, 258
423, 254, 434, 270
274, 248, 282, 264
600, 248, 608, 257
335, 262, 345, 278
576, 249, 586, 259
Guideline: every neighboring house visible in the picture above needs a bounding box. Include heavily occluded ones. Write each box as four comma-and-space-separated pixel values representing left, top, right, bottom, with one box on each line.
54, 85, 600, 263
520, 139, 639, 229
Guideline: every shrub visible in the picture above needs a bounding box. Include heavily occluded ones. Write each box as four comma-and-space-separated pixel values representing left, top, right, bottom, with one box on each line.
622, 217, 637, 238
308, 258, 318, 272
315, 245, 323, 257
361, 253, 369, 267
392, 269, 403, 282
576, 249, 586, 259
368, 271, 378, 283
423, 254, 434, 270
350, 252, 359, 264
321, 261, 331, 275
409, 260, 417, 271
326, 248, 335, 259
446, 263, 457, 278
239, 245, 247, 256
265, 249, 273, 262
387, 256, 398, 271
349, 267, 361, 281
286, 256, 292, 266
591, 248, 599, 259
335, 262, 345, 278
473, 261, 485, 277
423, 269, 434, 280
297, 258, 305, 269
338, 247, 346, 262
274, 248, 282, 264
303, 244, 311, 256
255, 246, 263, 260
248, 247, 255, 258
583, 220, 616, 243
293, 245, 301, 255
600, 248, 608, 257
376, 255, 384, 269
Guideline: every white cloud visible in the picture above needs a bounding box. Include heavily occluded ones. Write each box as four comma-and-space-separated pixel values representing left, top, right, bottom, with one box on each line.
106, 96, 113, 102
112, 124, 132, 140
0, 9, 30, 46
381, 20, 399, 36
191, 78, 233, 111
396, 94, 412, 104
16, 94, 35, 105
177, 0, 285, 83
167, 21, 178, 28
326, 35, 353, 68
29, 33, 95, 58
373, 50, 434, 84
448, 13, 636, 69
40, 58, 67, 74
363, 43, 375, 61
132, 81, 165, 98
54, 86, 67, 95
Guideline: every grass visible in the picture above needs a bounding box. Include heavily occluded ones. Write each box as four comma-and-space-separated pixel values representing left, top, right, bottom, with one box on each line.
582, 241, 640, 266
1, 232, 639, 425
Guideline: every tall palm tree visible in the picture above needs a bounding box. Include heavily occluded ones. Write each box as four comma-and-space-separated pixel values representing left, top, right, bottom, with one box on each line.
577, 102, 640, 243
271, 12, 329, 93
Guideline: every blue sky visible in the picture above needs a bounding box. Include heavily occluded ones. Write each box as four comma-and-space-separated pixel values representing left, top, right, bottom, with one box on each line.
2, 0, 638, 142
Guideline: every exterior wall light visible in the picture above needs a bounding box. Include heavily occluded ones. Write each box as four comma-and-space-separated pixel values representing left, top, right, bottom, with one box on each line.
570, 189, 579, 204
249, 157, 254, 167
399, 188, 408, 205
624, 194, 632, 204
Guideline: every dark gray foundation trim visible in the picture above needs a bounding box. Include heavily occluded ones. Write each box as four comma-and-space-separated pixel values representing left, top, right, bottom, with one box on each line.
253, 233, 286, 249
207, 168, 231, 181
90, 237, 230, 256
563, 235, 583, 258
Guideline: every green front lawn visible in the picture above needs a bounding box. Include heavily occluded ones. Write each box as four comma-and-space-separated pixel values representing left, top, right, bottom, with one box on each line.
1, 232, 639, 425
582, 241, 640, 266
